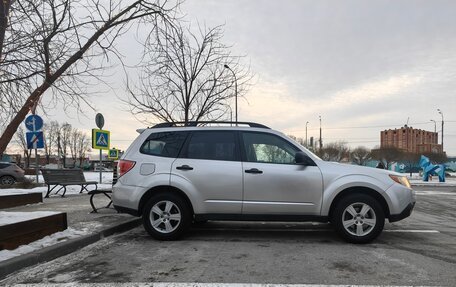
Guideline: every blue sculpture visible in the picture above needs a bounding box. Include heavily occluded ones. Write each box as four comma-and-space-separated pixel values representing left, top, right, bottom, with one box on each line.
419, 155, 445, 182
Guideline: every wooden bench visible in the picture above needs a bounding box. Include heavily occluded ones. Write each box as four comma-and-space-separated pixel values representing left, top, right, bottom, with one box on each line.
41, 169, 98, 198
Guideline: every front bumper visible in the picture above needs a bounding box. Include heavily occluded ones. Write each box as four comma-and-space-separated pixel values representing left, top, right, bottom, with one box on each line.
389, 202, 415, 222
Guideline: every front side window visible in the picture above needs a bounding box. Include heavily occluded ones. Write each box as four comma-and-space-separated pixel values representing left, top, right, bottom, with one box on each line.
185, 131, 239, 161
242, 132, 299, 164
140, 132, 188, 158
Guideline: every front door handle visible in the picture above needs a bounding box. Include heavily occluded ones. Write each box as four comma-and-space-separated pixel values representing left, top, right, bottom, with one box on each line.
245, 168, 263, 174
176, 165, 193, 171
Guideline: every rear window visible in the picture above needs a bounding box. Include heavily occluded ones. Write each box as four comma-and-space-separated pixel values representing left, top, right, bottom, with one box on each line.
140, 132, 188, 158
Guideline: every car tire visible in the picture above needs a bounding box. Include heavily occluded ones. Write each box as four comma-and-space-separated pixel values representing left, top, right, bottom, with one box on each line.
332, 194, 385, 244
0, 175, 16, 185
143, 193, 191, 241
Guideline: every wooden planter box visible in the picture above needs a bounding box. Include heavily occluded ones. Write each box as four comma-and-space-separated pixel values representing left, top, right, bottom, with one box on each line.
0, 212, 67, 250
0, 193, 43, 209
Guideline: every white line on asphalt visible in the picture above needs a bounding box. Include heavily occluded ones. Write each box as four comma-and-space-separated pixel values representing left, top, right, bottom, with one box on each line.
415, 191, 456, 195
383, 229, 440, 233
8, 283, 437, 287
192, 228, 440, 233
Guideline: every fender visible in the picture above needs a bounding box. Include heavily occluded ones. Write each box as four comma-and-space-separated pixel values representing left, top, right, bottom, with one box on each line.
320, 174, 394, 216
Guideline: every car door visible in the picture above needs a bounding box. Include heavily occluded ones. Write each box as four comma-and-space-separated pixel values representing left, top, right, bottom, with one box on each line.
171, 130, 243, 214
241, 131, 323, 215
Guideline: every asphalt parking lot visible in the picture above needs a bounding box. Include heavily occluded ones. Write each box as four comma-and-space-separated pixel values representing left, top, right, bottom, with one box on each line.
1, 186, 455, 286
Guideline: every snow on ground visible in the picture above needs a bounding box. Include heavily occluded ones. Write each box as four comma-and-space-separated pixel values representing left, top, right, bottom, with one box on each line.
0, 211, 61, 226
0, 227, 88, 262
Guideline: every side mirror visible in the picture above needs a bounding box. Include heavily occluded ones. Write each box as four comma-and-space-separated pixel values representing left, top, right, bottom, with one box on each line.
295, 151, 314, 166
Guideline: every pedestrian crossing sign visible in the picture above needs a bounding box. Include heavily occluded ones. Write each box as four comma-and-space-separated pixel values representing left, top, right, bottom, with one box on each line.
92, 129, 110, 150
108, 148, 119, 159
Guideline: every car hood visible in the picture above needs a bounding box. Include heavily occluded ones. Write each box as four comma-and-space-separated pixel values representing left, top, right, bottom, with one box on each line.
315, 160, 404, 189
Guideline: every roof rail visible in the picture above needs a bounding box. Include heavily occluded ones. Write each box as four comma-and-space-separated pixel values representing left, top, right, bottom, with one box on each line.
151, 121, 270, 129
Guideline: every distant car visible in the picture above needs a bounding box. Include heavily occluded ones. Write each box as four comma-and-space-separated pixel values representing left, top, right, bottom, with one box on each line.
0, 162, 26, 185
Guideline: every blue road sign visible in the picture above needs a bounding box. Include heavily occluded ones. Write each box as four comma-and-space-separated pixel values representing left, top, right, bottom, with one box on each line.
92, 129, 110, 150
25, 115, 43, 132
26, 131, 45, 149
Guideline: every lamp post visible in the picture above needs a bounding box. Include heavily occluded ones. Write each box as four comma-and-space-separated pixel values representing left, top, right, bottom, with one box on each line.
430, 119, 436, 133
305, 121, 309, 147
319, 116, 322, 150
224, 64, 238, 124
437, 109, 444, 152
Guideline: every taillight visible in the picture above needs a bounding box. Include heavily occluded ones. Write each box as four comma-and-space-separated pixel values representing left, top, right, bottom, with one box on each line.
118, 160, 136, 178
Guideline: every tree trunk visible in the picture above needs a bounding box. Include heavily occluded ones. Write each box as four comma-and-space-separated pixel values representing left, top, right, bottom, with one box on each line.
0, 0, 11, 60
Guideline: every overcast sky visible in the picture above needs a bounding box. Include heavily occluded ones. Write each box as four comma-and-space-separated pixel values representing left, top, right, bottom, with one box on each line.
26, 0, 456, 156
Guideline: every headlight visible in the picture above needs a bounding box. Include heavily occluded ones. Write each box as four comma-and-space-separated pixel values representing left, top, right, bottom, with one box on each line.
389, 175, 411, 188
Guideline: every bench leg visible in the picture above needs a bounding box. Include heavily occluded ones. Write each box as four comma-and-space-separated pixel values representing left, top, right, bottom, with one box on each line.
90, 193, 98, 213
61, 186, 67, 197
45, 185, 58, 198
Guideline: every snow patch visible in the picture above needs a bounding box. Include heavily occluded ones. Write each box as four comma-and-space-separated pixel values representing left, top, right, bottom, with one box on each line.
0, 228, 88, 262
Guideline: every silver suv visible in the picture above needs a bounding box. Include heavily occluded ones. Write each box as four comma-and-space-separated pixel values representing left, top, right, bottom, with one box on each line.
113, 122, 416, 243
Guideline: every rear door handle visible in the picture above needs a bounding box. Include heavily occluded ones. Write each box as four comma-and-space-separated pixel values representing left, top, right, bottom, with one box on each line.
176, 165, 193, 171
245, 168, 263, 174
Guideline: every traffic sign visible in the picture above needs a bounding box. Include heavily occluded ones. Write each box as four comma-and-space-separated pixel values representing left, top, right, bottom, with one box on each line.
108, 149, 119, 159
92, 129, 110, 150
26, 131, 44, 149
95, 113, 104, 129
25, 115, 43, 132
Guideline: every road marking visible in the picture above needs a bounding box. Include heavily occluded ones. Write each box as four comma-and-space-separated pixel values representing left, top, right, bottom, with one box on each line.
192, 228, 440, 233
384, 229, 440, 233
8, 283, 437, 287
415, 191, 456, 196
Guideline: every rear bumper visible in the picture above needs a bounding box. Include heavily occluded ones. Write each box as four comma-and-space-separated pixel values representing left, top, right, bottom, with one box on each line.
389, 202, 415, 222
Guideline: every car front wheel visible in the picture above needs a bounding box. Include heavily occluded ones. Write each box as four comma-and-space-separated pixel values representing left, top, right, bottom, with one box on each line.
332, 194, 385, 244
143, 193, 191, 240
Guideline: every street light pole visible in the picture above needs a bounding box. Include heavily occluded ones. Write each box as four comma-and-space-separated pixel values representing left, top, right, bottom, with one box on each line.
224, 64, 238, 124
305, 121, 309, 147
319, 116, 322, 150
437, 109, 444, 152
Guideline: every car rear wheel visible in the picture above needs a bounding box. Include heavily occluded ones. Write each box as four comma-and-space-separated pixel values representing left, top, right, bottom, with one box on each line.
0, 175, 15, 185
332, 194, 385, 244
143, 193, 191, 240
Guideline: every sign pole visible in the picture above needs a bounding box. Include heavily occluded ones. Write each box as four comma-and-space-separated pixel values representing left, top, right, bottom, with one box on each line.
99, 149, 102, 184
35, 148, 39, 183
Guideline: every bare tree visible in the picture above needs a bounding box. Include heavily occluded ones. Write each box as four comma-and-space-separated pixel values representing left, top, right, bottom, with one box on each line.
371, 147, 403, 170
77, 132, 90, 167
0, 0, 179, 155
318, 141, 350, 162
351, 146, 372, 166
43, 121, 59, 164
57, 123, 72, 168
126, 24, 251, 124
14, 126, 31, 168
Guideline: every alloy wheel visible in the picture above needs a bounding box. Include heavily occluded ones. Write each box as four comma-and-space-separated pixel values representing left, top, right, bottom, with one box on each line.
342, 202, 377, 237
149, 200, 182, 234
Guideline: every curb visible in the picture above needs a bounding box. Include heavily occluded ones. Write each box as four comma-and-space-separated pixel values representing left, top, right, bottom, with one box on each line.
0, 217, 142, 279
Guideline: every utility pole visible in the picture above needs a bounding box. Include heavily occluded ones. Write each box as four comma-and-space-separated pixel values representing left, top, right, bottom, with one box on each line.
437, 109, 444, 152
319, 116, 322, 150
430, 119, 436, 133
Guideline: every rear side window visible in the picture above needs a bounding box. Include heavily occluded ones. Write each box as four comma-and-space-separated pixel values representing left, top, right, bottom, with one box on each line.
184, 131, 239, 161
0, 163, 10, 169
140, 132, 188, 158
